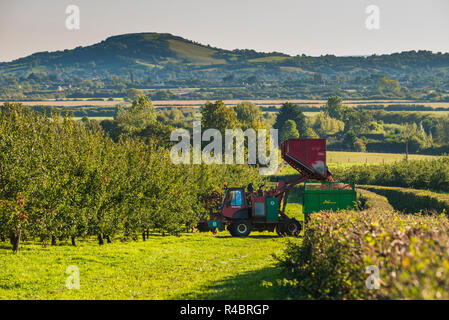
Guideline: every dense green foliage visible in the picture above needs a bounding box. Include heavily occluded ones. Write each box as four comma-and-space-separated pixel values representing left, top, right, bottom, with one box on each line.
235, 101, 262, 129
274, 102, 308, 137
357, 189, 393, 211
332, 157, 449, 192
0, 103, 264, 251
201, 100, 238, 132
279, 120, 299, 142
360, 185, 449, 214
277, 209, 449, 299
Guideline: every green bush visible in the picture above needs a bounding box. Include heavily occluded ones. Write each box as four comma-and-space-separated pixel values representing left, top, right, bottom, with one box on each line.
357, 188, 393, 211
360, 185, 449, 214
277, 209, 449, 299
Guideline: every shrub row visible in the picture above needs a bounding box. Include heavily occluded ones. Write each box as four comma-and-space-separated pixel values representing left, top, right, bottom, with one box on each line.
331, 157, 449, 192
277, 209, 449, 299
357, 188, 393, 211
359, 185, 449, 214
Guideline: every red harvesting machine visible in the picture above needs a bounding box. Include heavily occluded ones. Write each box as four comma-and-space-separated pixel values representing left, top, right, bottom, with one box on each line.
198, 138, 340, 237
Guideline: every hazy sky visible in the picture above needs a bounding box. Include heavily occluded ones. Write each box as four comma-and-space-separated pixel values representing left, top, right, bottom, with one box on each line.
1, 0, 449, 62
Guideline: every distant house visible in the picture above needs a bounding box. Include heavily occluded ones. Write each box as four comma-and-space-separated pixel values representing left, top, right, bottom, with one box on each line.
57, 85, 69, 91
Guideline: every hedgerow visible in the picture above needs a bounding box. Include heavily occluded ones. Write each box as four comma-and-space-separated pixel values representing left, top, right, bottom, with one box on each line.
357, 188, 393, 211
360, 185, 449, 214
0, 103, 264, 251
277, 209, 449, 299
331, 157, 449, 192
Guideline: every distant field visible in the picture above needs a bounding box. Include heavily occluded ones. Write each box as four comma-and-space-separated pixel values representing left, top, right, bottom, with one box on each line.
10, 99, 449, 111
326, 151, 437, 164
72, 116, 114, 121
15, 100, 123, 107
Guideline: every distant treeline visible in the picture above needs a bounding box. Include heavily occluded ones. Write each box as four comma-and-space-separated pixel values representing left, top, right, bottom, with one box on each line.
29, 105, 117, 118
327, 140, 449, 156
24, 103, 449, 119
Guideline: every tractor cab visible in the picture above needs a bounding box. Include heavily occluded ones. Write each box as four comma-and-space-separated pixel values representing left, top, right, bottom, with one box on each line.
221, 187, 249, 220
220, 185, 280, 223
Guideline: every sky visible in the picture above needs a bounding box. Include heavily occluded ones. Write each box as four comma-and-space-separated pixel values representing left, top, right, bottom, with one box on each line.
0, 0, 449, 62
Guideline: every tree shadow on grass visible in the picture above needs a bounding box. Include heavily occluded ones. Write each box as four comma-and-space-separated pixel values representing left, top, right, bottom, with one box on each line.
0, 244, 12, 250
175, 266, 302, 300
216, 235, 282, 239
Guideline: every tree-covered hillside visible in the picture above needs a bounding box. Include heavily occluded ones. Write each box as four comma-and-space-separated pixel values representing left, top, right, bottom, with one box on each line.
1, 32, 449, 101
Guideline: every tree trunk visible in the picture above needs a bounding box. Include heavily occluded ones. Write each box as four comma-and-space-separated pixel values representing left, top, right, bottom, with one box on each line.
51, 235, 57, 246
146, 229, 149, 238
71, 236, 77, 246
142, 232, 146, 241
0, 234, 5, 242
98, 234, 104, 245
10, 232, 20, 252
105, 235, 111, 243
405, 141, 409, 161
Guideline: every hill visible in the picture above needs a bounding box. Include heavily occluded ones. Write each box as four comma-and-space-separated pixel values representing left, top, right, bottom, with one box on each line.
0, 33, 289, 79
1, 32, 449, 101
1, 32, 449, 82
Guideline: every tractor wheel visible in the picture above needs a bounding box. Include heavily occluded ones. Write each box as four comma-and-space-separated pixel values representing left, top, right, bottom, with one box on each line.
283, 219, 302, 236
275, 224, 284, 236
229, 220, 251, 237
197, 223, 210, 232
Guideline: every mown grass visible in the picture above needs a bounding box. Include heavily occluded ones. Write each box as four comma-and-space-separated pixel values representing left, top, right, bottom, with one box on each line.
327, 151, 437, 165
283, 186, 304, 222
0, 232, 298, 300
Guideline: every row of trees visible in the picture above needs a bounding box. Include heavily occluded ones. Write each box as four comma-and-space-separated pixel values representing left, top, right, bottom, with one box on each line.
0, 103, 264, 252
331, 156, 449, 193
103, 94, 449, 157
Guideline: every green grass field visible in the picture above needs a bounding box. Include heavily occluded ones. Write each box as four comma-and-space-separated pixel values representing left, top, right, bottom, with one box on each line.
326, 151, 437, 164
0, 181, 307, 300
0, 140, 310, 300
0, 232, 298, 300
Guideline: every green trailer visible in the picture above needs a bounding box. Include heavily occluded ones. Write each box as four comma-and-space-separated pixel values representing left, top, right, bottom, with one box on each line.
302, 182, 357, 219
